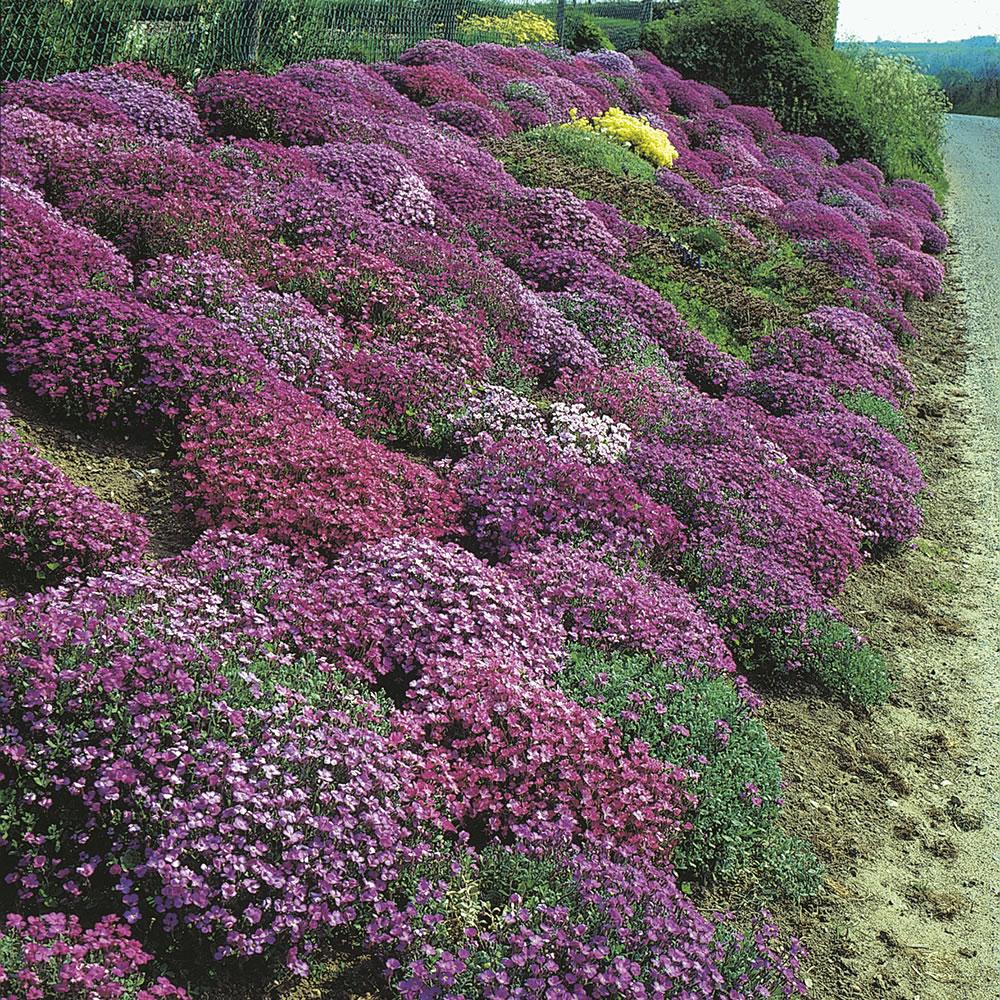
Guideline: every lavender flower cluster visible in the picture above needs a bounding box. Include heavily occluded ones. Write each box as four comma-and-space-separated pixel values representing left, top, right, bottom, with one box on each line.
0, 39, 945, 998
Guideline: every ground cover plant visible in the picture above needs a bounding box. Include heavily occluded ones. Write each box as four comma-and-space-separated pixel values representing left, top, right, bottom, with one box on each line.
0, 38, 947, 998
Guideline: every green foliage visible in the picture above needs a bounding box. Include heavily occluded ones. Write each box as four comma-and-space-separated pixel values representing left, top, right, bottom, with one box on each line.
837, 44, 950, 194
676, 223, 729, 261
564, 12, 614, 53
559, 645, 823, 897
641, 0, 948, 193
707, 590, 893, 705
765, 0, 838, 48
1, 0, 129, 80
769, 613, 894, 704
838, 390, 908, 441
482, 335, 536, 397
806, 617, 893, 704
515, 125, 657, 182
628, 252, 752, 359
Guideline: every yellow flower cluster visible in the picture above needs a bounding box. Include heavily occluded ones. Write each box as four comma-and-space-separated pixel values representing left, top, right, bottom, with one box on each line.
457, 11, 558, 45
562, 107, 679, 168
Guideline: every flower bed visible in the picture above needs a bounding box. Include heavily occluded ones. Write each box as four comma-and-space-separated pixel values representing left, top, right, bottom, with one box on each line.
0, 38, 945, 998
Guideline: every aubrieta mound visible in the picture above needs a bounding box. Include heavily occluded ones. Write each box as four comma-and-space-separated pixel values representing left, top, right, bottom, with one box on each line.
0, 39, 945, 999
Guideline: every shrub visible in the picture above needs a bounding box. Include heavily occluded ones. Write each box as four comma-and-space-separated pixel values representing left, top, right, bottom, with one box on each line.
334, 340, 470, 446
457, 11, 557, 45
565, 13, 615, 53
51, 69, 203, 140
560, 645, 822, 896
42, 133, 267, 265
752, 324, 908, 404
0, 287, 264, 430
839, 389, 908, 441
731, 399, 923, 550
0, 183, 132, 345
508, 540, 742, 687
195, 72, 335, 145
136, 252, 346, 402
838, 44, 950, 194
1, 79, 135, 131
766, 0, 839, 48
765, 611, 894, 703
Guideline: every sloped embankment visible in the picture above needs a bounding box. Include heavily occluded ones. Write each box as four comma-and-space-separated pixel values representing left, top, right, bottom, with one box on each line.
0, 43, 959, 999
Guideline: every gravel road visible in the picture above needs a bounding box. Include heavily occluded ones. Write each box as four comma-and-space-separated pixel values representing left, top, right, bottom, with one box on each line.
943, 112, 1000, 990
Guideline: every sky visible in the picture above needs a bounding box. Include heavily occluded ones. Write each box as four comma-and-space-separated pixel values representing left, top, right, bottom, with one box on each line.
836, 0, 1000, 42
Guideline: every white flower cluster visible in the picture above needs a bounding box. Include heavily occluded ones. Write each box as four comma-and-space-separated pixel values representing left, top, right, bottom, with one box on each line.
452, 384, 547, 448
549, 401, 632, 465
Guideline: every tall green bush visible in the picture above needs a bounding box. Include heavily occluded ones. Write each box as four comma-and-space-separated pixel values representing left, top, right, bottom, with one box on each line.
766, 0, 838, 48
838, 43, 951, 186
642, 1, 872, 152
641, 0, 948, 193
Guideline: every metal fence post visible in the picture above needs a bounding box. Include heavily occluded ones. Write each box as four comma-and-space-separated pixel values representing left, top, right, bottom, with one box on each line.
556, 0, 567, 44
640, 0, 654, 24
236, 0, 263, 66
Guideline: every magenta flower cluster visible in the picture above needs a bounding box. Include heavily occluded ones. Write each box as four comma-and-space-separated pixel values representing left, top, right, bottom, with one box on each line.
0, 567, 435, 970
0, 912, 188, 1000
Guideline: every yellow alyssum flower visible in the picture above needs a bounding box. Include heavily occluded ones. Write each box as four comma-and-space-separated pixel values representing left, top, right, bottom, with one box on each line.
562, 107, 679, 168
457, 11, 557, 45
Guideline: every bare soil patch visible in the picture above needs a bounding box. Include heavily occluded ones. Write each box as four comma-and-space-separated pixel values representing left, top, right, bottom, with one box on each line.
762, 257, 1000, 1000
3, 389, 197, 567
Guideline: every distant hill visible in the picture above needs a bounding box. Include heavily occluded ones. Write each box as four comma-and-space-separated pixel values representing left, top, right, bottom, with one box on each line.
839, 36, 999, 116
837, 36, 998, 77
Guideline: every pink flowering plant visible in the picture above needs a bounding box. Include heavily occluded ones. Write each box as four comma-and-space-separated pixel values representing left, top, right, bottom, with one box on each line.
0, 912, 189, 1000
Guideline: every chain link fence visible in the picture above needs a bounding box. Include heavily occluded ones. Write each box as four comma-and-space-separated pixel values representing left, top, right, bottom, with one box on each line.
0, 0, 659, 83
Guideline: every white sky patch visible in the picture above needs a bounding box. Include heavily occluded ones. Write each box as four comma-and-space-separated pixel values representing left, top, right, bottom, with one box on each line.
837, 0, 999, 42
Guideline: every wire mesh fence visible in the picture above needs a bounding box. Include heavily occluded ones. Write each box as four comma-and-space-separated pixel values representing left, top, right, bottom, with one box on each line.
0, 0, 659, 83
